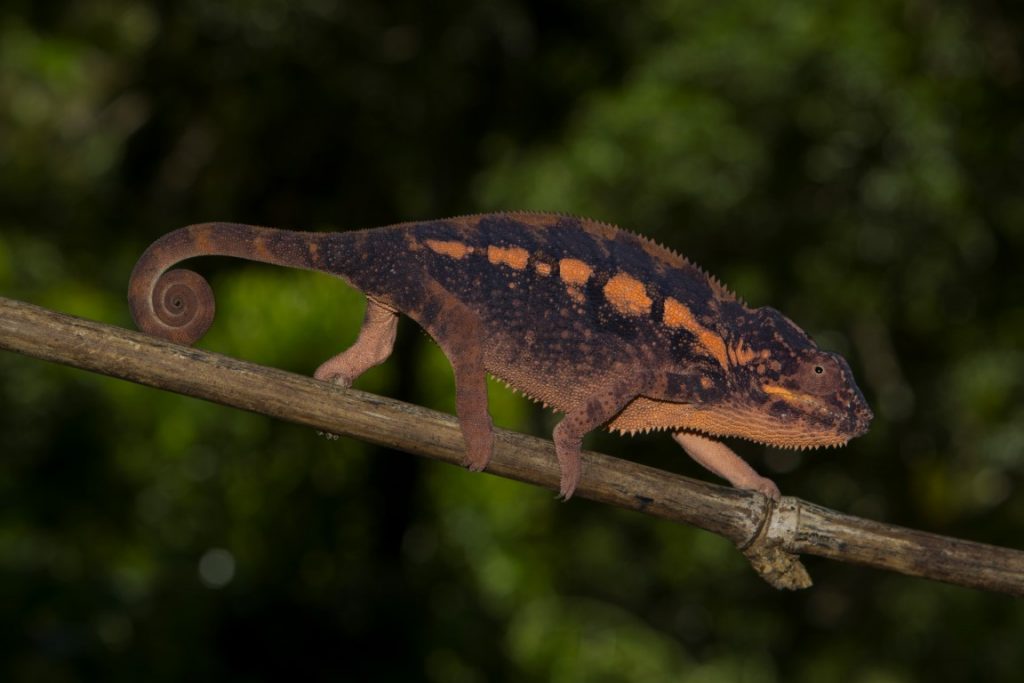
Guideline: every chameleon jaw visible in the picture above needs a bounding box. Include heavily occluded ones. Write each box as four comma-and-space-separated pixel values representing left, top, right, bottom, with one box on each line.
672, 424, 851, 452
605, 395, 860, 451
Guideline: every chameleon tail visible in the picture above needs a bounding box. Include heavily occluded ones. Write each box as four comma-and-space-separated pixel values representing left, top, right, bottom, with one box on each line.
128, 222, 334, 345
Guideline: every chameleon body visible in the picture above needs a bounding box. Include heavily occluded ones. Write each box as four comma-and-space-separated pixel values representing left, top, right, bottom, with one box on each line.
128, 212, 873, 499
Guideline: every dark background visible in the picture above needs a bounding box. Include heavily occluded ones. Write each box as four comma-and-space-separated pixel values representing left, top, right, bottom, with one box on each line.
2, 1, 1023, 680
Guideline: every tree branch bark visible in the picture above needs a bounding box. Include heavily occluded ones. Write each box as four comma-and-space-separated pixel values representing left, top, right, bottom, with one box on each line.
2, 296, 1022, 595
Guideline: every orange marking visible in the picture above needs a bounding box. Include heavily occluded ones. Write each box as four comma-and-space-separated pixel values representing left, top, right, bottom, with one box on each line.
536, 262, 552, 276
763, 384, 799, 401
559, 258, 592, 285
194, 226, 214, 253
603, 273, 652, 316
700, 376, 714, 390
308, 241, 319, 262
425, 239, 471, 259
254, 236, 273, 260
730, 339, 758, 366
487, 245, 529, 270
661, 297, 688, 328
662, 297, 730, 370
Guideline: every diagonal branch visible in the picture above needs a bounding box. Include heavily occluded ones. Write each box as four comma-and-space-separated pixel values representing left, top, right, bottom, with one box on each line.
1, 295, 1022, 594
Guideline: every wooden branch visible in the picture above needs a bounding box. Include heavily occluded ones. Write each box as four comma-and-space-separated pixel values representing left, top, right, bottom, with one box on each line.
2, 295, 1023, 595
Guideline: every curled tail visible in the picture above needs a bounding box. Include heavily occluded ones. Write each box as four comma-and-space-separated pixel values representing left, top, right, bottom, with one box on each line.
128, 222, 332, 345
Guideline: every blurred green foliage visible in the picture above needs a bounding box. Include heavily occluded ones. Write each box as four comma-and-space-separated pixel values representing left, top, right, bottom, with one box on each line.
2, 1, 1023, 681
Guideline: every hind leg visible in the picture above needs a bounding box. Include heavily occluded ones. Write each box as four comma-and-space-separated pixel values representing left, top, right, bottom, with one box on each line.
315, 298, 398, 387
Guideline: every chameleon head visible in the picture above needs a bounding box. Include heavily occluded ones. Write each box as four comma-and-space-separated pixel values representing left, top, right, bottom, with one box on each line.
715, 306, 874, 449
606, 304, 872, 451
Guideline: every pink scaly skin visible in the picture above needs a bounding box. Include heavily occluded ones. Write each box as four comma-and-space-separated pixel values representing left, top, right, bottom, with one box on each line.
673, 432, 782, 500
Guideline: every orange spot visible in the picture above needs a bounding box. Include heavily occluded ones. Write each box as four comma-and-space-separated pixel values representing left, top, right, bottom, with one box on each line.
194, 228, 214, 253
254, 236, 272, 260
536, 262, 552, 276
307, 241, 319, 263
700, 376, 714, 389
487, 245, 529, 270
425, 239, 471, 259
559, 258, 592, 285
662, 297, 730, 370
603, 273, 652, 316
662, 298, 688, 328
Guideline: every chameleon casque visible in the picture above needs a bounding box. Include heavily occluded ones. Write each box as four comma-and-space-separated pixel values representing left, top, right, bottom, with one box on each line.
128, 212, 873, 500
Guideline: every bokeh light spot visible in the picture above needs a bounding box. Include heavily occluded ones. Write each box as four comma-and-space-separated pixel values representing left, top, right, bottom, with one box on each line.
198, 548, 236, 589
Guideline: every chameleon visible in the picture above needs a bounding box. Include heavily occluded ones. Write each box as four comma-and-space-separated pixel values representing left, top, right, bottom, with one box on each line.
128, 212, 873, 500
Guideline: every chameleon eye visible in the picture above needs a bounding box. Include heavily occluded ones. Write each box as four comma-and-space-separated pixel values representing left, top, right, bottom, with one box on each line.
795, 358, 838, 396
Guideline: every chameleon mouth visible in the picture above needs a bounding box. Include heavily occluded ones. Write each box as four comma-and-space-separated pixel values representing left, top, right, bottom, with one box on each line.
687, 421, 852, 452
604, 396, 861, 450
708, 397, 853, 449
758, 385, 873, 444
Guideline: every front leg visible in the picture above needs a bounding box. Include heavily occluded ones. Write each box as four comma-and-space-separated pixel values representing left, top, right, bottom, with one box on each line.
553, 380, 645, 500
431, 307, 494, 474
672, 431, 781, 500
